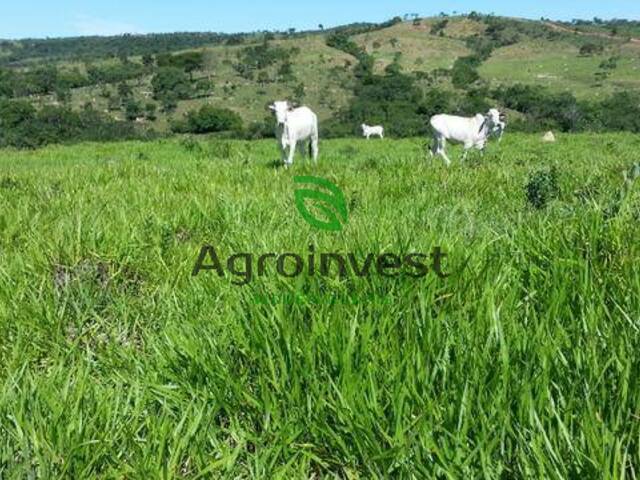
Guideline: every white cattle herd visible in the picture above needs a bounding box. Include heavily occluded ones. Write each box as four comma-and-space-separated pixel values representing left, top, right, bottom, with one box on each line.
267, 100, 507, 168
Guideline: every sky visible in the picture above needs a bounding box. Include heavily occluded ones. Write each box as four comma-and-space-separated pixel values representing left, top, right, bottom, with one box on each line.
1, 0, 639, 39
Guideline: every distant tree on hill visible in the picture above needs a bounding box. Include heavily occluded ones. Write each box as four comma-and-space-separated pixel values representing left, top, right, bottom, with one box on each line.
142, 54, 155, 68
157, 51, 205, 80
293, 83, 306, 103
125, 99, 143, 121
118, 82, 133, 99
55, 87, 71, 104
194, 78, 214, 97
144, 102, 157, 121
152, 67, 191, 100
159, 93, 178, 113
579, 43, 605, 56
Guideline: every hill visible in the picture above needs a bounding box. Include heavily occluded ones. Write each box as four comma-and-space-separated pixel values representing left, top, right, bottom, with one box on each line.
1, 14, 640, 146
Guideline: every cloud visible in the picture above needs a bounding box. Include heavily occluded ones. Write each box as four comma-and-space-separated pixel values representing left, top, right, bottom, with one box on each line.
72, 14, 144, 36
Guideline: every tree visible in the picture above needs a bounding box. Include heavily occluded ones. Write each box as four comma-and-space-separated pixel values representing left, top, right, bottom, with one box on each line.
28, 66, 59, 95
451, 56, 481, 89
0, 68, 15, 98
118, 82, 133, 99
55, 87, 71, 104
157, 51, 205, 79
293, 82, 306, 103
277, 61, 295, 82
579, 43, 604, 56
144, 102, 158, 121
257, 71, 270, 86
160, 93, 178, 113
142, 54, 155, 68
152, 67, 191, 100
180, 51, 205, 80
194, 78, 213, 97
125, 99, 143, 121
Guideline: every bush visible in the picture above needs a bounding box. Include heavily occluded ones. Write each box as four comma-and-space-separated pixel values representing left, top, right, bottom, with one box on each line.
579, 43, 605, 56
525, 167, 560, 209
172, 105, 243, 134
0, 100, 142, 148
597, 92, 640, 132
430, 19, 449, 35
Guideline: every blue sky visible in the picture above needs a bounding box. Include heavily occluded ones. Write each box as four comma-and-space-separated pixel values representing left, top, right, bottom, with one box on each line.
1, 0, 639, 39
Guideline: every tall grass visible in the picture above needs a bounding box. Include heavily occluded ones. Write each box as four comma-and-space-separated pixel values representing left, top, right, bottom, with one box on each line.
0, 134, 638, 478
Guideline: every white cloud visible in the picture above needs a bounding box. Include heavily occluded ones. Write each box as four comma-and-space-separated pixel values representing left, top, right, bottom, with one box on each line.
72, 14, 144, 36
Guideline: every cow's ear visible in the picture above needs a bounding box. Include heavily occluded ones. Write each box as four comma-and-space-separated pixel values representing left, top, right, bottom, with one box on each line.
289, 101, 300, 110
266, 103, 276, 111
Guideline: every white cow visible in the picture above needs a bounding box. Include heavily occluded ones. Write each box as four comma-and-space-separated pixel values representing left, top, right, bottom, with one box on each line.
268, 101, 319, 168
429, 108, 505, 166
361, 124, 384, 140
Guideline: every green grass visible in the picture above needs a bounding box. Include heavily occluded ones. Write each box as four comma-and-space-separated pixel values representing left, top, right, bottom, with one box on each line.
479, 39, 640, 98
353, 22, 471, 74
0, 134, 639, 478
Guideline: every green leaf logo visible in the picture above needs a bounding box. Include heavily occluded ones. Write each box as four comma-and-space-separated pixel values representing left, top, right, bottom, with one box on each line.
294, 176, 348, 231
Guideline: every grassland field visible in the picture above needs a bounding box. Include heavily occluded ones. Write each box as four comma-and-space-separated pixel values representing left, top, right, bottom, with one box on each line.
0, 132, 639, 478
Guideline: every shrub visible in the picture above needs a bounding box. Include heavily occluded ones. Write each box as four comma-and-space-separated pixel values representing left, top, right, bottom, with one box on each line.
579, 43, 605, 56
525, 167, 560, 209
172, 105, 243, 134
431, 19, 449, 35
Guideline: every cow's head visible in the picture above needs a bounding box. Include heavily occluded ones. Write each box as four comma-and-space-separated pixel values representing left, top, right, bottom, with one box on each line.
268, 100, 299, 126
480, 108, 505, 133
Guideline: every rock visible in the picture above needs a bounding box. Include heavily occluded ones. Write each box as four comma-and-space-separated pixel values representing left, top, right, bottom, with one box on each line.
542, 131, 556, 142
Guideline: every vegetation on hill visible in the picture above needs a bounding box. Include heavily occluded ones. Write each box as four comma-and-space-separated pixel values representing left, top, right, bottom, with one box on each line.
2, 13, 640, 148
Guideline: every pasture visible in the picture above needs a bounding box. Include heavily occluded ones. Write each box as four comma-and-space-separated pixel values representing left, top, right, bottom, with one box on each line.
0, 134, 639, 478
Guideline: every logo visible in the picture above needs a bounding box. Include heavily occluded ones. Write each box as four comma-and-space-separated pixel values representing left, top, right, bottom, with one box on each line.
191, 175, 450, 287
294, 176, 348, 231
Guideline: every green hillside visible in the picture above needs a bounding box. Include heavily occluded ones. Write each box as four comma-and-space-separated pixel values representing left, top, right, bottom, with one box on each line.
1, 14, 640, 142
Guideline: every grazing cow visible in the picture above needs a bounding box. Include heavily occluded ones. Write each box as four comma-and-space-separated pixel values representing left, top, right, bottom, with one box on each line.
268, 100, 319, 167
429, 108, 505, 166
361, 124, 384, 140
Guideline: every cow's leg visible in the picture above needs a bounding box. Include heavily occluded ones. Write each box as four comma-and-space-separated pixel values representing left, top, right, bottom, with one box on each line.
280, 139, 289, 166
462, 142, 474, 162
437, 138, 451, 167
429, 133, 438, 157
297, 141, 306, 157
311, 134, 319, 163
286, 140, 296, 167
